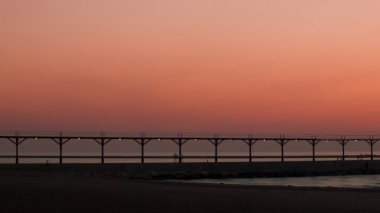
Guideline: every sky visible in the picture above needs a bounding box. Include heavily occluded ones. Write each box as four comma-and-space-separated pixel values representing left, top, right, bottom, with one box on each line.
1, 0, 380, 135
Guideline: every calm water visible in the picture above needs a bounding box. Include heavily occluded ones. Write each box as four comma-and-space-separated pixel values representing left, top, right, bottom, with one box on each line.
0, 151, 375, 164
186, 175, 380, 188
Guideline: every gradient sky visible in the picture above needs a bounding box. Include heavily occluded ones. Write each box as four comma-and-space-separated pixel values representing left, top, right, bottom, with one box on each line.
1, 0, 380, 134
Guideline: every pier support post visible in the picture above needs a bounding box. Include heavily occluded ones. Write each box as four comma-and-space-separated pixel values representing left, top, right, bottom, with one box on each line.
141, 142, 144, 163
94, 132, 112, 164
243, 136, 258, 163
101, 140, 105, 164
307, 136, 321, 162
134, 133, 152, 164
275, 135, 290, 162
51, 133, 71, 164
208, 134, 224, 163
7, 132, 27, 164
365, 137, 378, 161
59, 140, 62, 163
172, 134, 189, 163
337, 136, 350, 161
16, 138, 19, 164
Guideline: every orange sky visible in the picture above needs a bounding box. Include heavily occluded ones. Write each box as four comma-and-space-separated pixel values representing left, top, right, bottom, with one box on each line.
1, 0, 380, 134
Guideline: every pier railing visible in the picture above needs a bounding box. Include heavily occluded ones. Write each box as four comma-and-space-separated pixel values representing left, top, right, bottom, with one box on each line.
0, 131, 379, 164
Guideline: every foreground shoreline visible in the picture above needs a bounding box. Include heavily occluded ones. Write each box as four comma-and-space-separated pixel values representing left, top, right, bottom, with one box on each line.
1, 170, 380, 212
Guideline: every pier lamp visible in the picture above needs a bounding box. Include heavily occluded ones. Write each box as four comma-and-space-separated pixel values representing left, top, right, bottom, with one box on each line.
157, 138, 161, 141
263, 139, 266, 141
118, 138, 122, 141
355, 140, 358, 142
35, 137, 38, 140
194, 139, 198, 141
77, 137, 81, 140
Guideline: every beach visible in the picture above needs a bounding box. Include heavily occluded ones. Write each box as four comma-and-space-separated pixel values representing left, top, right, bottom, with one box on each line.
1, 170, 380, 213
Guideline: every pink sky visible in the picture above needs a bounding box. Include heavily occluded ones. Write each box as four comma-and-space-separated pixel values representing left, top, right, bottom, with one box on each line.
1, 0, 380, 134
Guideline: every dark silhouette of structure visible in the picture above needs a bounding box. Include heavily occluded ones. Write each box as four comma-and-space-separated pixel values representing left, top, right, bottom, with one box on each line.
0, 131, 379, 164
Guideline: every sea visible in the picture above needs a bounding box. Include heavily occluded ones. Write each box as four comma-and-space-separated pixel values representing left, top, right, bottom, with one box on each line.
1, 147, 379, 188
185, 174, 380, 189
0, 151, 375, 164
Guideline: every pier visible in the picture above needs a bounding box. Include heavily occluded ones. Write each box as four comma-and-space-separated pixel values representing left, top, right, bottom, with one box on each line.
0, 131, 379, 164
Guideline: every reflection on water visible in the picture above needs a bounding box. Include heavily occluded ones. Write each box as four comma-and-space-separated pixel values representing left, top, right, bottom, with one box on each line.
187, 175, 380, 188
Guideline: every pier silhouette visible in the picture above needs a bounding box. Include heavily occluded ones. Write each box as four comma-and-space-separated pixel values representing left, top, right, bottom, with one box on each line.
0, 131, 379, 164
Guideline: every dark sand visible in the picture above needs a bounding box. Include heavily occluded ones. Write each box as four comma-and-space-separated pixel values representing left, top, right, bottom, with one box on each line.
1, 171, 380, 213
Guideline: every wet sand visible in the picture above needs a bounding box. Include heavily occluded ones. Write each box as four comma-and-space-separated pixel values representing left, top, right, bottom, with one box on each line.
1, 171, 380, 212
